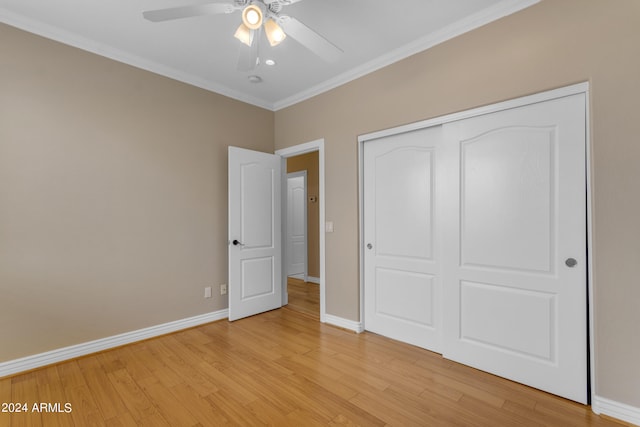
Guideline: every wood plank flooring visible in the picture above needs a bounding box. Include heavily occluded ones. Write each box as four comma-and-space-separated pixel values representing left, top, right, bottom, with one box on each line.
0, 287, 626, 426
286, 277, 319, 319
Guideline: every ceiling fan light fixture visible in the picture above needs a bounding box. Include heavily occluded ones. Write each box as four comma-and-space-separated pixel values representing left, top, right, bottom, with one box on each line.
264, 19, 286, 46
234, 23, 253, 46
241, 4, 263, 30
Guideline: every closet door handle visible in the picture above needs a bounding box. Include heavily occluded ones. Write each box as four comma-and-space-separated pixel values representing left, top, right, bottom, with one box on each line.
565, 258, 577, 267
367, 243, 373, 250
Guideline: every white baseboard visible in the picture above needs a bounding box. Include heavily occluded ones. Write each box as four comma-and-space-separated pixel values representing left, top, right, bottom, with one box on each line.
307, 276, 320, 284
324, 314, 364, 333
0, 309, 228, 378
593, 396, 640, 426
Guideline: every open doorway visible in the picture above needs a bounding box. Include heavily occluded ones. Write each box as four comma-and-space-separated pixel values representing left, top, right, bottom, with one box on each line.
285, 152, 320, 318
276, 139, 325, 321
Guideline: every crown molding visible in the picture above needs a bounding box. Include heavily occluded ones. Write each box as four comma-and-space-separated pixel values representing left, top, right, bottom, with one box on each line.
2, 0, 539, 112
272, 0, 540, 110
0, 8, 274, 110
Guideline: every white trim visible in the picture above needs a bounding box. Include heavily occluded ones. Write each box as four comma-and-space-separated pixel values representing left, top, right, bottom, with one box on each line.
360, 83, 590, 143
358, 135, 366, 328
0, 9, 273, 110
585, 85, 597, 409
593, 396, 640, 426
2, 1, 539, 111
272, 0, 540, 110
306, 276, 320, 284
276, 139, 323, 157
0, 309, 228, 378
276, 139, 326, 322
324, 314, 364, 334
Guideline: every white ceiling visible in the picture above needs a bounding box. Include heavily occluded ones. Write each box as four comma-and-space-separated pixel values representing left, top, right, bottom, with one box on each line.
0, 0, 538, 110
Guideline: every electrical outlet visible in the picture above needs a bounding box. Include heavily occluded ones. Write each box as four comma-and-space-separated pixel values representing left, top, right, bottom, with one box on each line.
204, 286, 212, 299
220, 283, 227, 295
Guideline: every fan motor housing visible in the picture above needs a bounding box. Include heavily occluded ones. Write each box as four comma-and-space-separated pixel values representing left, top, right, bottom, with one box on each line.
263, 0, 285, 12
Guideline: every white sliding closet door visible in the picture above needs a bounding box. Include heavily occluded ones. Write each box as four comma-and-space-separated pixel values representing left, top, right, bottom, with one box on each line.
361, 90, 588, 404
363, 126, 444, 353
441, 94, 587, 403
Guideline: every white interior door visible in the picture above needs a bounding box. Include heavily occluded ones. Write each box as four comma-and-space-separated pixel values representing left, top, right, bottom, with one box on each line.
286, 172, 307, 279
363, 126, 444, 353
441, 94, 587, 403
228, 146, 282, 321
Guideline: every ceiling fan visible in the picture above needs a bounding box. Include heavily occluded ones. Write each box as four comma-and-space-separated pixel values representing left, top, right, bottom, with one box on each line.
143, 0, 343, 72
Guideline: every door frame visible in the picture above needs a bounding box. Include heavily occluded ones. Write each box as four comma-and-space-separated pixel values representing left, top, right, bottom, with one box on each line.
276, 139, 326, 322
357, 82, 595, 405
286, 170, 308, 281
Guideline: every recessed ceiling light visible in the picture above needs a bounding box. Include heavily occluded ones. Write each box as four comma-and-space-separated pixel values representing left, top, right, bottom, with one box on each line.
265, 59, 276, 66
247, 75, 262, 83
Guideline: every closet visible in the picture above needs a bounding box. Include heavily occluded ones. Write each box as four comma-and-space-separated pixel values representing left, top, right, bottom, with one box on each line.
360, 86, 588, 403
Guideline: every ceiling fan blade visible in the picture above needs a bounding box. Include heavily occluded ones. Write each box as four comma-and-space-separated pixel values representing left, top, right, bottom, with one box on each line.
143, 2, 236, 22
264, 0, 306, 5
279, 16, 343, 63
237, 30, 260, 72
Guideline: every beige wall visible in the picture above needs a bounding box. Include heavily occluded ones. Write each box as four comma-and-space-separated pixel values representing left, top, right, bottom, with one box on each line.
0, 23, 274, 361
2, 0, 639, 411
286, 152, 320, 278
275, 0, 640, 408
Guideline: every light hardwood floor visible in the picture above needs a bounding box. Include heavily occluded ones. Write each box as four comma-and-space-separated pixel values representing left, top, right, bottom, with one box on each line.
286, 277, 319, 319
0, 285, 626, 426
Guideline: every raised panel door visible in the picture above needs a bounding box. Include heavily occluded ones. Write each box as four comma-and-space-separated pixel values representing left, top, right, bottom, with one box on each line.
364, 126, 443, 352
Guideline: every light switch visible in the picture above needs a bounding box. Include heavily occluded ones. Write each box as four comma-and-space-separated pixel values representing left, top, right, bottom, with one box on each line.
325, 221, 334, 233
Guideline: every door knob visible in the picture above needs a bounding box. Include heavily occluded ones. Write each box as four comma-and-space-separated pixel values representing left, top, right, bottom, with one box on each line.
367, 243, 373, 250
565, 258, 577, 267
232, 239, 244, 246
